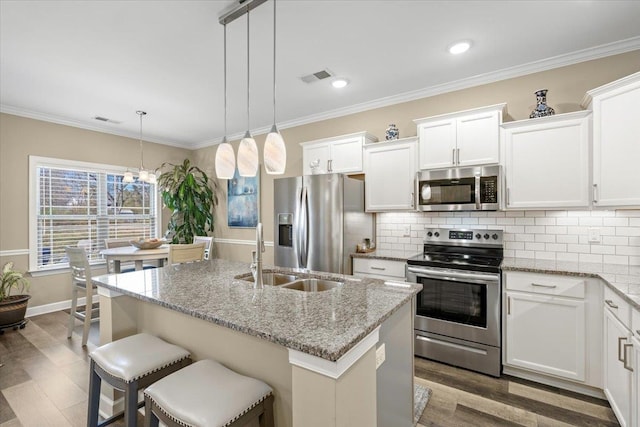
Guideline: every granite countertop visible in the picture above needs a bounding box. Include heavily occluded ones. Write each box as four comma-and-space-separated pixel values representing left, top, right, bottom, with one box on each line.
92, 258, 422, 362
351, 250, 640, 311
501, 257, 640, 310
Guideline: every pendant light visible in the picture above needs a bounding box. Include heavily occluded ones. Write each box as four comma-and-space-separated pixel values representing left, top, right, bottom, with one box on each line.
237, 9, 259, 177
264, 0, 286, 175
124, 111, 156, 184
215, 22, 236, 179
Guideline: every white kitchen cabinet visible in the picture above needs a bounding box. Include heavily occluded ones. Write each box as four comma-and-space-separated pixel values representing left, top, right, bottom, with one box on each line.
352, 257, 406, 281
604, 305, 633, 427
363, 137, 417, 211
633, 332, 640, 427
501, 111, 591, 209
301, 131, 377, 175
413, 103, 506, 170
505, 286, 586, 381
584, 71, 640, 207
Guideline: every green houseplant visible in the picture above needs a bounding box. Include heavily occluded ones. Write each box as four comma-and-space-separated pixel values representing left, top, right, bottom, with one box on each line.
0, 262, 31, 330
157, 159, 218, 244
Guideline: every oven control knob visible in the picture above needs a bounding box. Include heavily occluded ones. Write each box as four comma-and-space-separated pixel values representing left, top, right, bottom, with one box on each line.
492, 233, 499, 240
475, 233, 481, 239
434, 232, 440, 237
483, 234, 490, 240
427, 231, 433, 237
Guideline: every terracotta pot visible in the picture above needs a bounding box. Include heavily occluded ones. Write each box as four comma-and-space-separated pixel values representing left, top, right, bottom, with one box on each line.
0, 295, 30, 327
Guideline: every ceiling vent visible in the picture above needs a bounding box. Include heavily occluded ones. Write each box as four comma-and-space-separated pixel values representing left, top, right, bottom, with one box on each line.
301, 69, 333, 84
93, 116, 121, 124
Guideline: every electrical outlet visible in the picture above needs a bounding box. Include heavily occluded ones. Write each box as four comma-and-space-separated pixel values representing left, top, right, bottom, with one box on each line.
588, 227, 601, 243
376, 344, 385, 369
403, 225, 411, 237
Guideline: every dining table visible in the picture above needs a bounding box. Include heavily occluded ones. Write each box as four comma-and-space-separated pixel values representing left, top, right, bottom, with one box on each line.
100, 245, 170, 273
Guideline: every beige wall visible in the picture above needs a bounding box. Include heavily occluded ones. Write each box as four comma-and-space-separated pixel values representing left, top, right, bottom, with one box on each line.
195, 50, 640, 265
2, 50, 639, 309
0, 114, 191, 306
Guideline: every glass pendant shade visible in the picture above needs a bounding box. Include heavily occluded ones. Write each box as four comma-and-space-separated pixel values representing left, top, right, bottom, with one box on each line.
264, 125, 286, 175
237, 132, 258, 177
138, 169, 149, 182
123, 171, 134, 183
148, 173, 157, 184
215, 142, 236, 179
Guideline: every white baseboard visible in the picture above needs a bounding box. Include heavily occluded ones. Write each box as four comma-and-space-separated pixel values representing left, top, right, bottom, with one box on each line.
25, 294, 100, 317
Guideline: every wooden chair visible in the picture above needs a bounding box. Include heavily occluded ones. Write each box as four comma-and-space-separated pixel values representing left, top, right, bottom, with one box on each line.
167, 242, 206, 265
193, 236, 213, 260
65, 246, 100, 347
104, 237, 139, 273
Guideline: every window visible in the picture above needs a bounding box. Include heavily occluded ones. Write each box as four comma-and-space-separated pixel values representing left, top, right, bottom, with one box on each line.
29, 156, 159, 271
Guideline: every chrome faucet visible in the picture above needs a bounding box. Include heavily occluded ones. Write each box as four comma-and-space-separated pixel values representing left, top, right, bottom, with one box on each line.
251, 222, 265, 289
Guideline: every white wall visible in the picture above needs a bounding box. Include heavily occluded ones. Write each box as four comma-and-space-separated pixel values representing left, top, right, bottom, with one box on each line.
377, 210, 640, 265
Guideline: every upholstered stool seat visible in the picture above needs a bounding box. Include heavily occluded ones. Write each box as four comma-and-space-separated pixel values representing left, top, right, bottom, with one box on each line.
88, 333, 191, 427
144, 359, 274, 427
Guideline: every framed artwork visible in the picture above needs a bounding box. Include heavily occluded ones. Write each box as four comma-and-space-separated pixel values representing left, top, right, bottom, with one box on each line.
227, 167, 260, 228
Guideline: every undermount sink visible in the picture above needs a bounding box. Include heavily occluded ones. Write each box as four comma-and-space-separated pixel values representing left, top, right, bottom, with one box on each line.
280, 278, 343, 292
242, 272, 299, 286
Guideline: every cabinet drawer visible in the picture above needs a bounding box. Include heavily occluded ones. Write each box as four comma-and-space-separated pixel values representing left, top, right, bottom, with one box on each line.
605, 285, 632, 328
353, 258, 406, 280
633, 307, 640, 339
504, 271, 585, 298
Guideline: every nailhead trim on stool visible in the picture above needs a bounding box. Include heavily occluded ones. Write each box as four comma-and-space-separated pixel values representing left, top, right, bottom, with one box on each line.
87, 333, 192, 427
143, 359, 274, 427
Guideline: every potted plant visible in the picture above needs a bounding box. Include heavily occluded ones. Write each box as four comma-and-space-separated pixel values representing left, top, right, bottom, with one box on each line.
157, 159, 219, 244
0, 261, 31, 330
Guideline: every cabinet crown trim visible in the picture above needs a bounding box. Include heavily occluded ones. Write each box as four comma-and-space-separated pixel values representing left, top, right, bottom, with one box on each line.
413, 102, 507, 125
501, 110, 591, 128
364, 136, 417, 147
581, 71, 640, 108
299, 131, 377, 147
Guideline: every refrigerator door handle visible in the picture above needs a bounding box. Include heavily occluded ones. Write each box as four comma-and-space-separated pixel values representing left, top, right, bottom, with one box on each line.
300, 186, 309, 268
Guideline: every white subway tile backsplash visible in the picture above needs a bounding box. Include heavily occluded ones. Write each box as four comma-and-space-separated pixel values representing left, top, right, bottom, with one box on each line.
376, 210, 640, 266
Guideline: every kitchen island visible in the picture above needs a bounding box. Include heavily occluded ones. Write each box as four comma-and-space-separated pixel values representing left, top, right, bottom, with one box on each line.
92, 258, 421, 427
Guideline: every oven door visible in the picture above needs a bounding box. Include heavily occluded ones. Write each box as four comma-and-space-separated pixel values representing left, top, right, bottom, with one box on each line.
407, 265, 500, 347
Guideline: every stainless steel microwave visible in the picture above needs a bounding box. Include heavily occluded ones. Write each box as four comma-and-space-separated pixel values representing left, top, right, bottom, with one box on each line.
415, 165, 501, 211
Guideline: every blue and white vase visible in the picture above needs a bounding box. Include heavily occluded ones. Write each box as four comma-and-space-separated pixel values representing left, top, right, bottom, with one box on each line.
385, 124, 399, 140
529, 89, 555, 118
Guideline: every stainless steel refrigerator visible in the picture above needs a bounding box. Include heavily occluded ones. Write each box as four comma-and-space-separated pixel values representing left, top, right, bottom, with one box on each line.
274, 174, 374, 275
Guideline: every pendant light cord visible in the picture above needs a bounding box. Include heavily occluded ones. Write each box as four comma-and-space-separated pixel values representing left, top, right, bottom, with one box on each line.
137, 110, 146, 170
272, 0, 277, 126
246, 9, 251, 134
223, 23, 228, 140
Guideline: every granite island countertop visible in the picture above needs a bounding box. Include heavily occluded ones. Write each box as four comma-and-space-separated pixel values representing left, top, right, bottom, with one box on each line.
92, 258, 422, 362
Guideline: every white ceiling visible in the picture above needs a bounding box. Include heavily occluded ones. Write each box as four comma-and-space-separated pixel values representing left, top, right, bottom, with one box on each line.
2, 1, 640, 149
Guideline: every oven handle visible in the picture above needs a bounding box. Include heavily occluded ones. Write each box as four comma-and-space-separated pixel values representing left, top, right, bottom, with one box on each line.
407, 265, 499, 284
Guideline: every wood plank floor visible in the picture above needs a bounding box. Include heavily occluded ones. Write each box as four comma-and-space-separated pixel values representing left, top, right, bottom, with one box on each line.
1, 310, 620, 427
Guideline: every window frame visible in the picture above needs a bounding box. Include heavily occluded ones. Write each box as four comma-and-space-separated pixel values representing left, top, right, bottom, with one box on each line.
28, 155, 161, 273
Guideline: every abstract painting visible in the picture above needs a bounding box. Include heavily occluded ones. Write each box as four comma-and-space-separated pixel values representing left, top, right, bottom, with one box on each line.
227, 167, 260, 228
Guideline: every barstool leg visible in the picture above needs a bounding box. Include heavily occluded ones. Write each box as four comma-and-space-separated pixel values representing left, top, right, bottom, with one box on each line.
143, 396, 159, 427
87, 359, 101, 427
68, 286, 78, 339
125, 380, 139, 427
260, 395, 275, 427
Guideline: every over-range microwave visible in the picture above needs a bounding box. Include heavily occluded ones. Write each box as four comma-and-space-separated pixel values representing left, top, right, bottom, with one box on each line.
415, 165, 501, 211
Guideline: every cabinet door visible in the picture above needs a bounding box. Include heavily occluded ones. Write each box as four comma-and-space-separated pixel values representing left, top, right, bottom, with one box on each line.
364, 140, 417, 211
505, 292, 586, 381
593, 80, 640, 207
418, 119, 456, 170
633, 335, 639, 427
503, 114, 590, 209
456, 111, 500, 166
330, 137, 363, 173
352, 258, 406, 281
302, 142, 331, 175
603, 308, 632, 427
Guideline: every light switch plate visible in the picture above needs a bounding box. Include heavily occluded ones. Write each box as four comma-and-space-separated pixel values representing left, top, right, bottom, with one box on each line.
403, 225, 411, 237
588, 227, 601, 243
376, 343, 385, 369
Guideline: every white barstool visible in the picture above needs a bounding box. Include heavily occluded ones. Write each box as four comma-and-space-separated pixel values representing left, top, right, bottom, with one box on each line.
143, 359, 274, 427
88, 333, 191, 427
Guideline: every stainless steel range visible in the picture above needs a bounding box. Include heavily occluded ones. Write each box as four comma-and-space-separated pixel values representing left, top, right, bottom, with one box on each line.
406, 227, 504, 377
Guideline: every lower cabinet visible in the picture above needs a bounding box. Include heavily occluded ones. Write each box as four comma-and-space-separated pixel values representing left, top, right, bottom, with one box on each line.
352, 257, 406, 281
603, 308, 633, 427
633, 334, 640, 427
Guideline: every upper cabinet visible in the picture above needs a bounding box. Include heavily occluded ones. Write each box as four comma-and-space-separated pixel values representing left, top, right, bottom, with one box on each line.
583, 72, 640, 208
300, 131, 377, 175
502, 111, 591, 209
363, 137, 418, 212
414, 103, 506, 170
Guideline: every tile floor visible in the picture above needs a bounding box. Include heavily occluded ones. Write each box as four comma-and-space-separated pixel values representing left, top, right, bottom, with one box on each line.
0, 310, 621, 427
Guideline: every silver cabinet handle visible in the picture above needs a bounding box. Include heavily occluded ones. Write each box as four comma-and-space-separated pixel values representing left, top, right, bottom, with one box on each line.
452, 148, 456, 165
370, 266, 386, 271
328, 159, 333, 172
623, 343, 633, 372
593, 183, 598, 204
410, 192, 415, 208
531, 282, 557, 289
507, 296, 511, 315
618, 336, 627, 362
456, 148, 460, 164
507, 188, 510, 207
605, 299, 619, 309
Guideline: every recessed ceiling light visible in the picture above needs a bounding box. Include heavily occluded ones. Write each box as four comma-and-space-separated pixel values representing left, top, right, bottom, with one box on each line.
332, 78, 349, 89
448, 41, 471, 55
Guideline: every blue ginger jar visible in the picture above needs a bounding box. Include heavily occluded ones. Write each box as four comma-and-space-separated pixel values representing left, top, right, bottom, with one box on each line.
530, 89, 555, 118
385, 124, 399, 140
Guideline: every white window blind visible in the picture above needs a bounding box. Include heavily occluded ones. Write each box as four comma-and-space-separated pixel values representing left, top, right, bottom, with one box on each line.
29, 156, 158, 271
